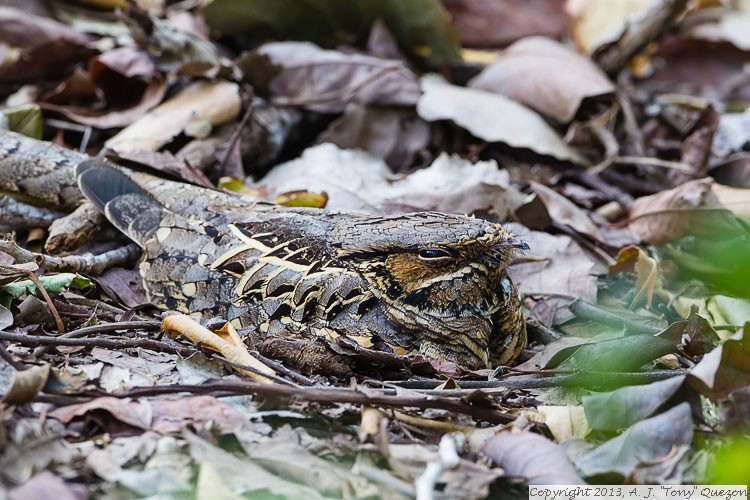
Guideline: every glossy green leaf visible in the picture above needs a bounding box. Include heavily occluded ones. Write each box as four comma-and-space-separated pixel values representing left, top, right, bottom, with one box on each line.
546, 335, 677, 372
583, 375, 685, 431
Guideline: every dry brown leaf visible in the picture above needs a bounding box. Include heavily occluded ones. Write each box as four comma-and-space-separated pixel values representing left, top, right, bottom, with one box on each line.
508, 224, 600, 303
161, 314, 275, 383
688, 324, 750, 401
41, 47, 167, 129
609, 245, 666, 308
106, 80, 241, 153
257, 41, 420, 113
689, 11, 750, 50
149, 395, 253, 434
359, 407, 387, 444
481, 431, 585, 484
629, 177, 744, 244
417, 75, 585, 164
316, 104, 430, 170
2, 364, 50, 405
0, 7, 92, 83
469, 37, 615, 123
530, 181, 604, 241
258, 144, 525, 218
49, 397, 153, 432
638, 37, 750, 103
8, 470, 87, 500
537, 405, 591, 442
712, 183, 750, 219
566, 0, 658, 54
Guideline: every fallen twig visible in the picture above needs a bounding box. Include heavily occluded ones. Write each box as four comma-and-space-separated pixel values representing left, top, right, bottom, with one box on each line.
0, 330, 194, 356
69, 380, 516, 424
0, 237, 140, 275
388, 369, 685, 392
32, 320, 161, 357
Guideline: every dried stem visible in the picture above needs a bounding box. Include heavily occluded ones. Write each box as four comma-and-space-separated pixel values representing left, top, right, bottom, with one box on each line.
71, 380, 516, 425
0, 330, 194, 356
32, 320, 161, 357
0, 237, 140, 275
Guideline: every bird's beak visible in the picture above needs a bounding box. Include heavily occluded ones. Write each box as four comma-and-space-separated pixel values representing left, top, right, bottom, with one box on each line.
507, 236, 529, 251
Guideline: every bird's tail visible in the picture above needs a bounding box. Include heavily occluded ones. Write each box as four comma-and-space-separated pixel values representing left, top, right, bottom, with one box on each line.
76, 160, 169, 248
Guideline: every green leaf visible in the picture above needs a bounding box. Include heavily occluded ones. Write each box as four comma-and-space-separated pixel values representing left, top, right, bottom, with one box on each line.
0, 273, 94, 301
583, 375, 685, 431
1, 104, 43, 139
546, 335, 677, 372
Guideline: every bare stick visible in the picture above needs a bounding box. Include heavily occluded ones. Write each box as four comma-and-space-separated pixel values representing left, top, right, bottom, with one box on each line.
32, 320, 161, 357
73, 381, 516, 424
0, 236, 140, 275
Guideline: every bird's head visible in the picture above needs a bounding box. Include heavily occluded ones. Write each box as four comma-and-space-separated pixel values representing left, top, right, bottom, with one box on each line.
331, 212, 527, 368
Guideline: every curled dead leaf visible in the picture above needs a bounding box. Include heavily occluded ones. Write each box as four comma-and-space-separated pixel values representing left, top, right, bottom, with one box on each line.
161, 314, 274, 383
2, 364, 51, 405
469, 37, 615, 123
629, 178, 745, 244
481, 431, 585, 484
417, 75, 585, 164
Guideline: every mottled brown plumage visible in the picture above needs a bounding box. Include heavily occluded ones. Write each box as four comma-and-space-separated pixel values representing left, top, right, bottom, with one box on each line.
77, 160, 526, 369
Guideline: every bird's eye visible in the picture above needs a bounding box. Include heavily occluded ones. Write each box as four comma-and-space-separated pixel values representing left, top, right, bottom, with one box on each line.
418, 248, 453, 260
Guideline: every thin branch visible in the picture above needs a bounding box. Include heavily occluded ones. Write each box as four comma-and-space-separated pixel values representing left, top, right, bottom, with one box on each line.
0, 330, 195, 356
33, 320, 161, 357
0, 237, 141, 275
218, 103, 255, 176
67, 381, 516, 425
22, 269, 65, 333
589, 155, 693, 176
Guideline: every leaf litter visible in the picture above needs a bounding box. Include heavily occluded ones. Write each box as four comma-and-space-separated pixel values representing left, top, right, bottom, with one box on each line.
1, 0, 750, 497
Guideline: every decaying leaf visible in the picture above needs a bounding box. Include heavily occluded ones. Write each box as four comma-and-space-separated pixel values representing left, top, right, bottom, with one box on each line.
688, 10, 750, 50
609, 245, 666, 308
507, 225, 599, 320
688, 323, 750, 401
258, 143, 525, 218
576, 403, 693, 478
530, 181, 604, 241
2, 364, 51, 405
481, 431, 585, 484
712, 182, 750, 219
161, 314, 275, 383
257, 41, 421, 113
566, 0, 658, 55
316, 104, 430, 170
537, 405, 591, 442
629, 177, 746, 244
105, 80, 241, 153
417, 75, 585, 164
0, 6, 93, 83
468, 36, 615, 123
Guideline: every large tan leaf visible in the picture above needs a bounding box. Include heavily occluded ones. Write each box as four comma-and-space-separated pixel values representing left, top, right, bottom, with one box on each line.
105, 81, 241, 153
417, 75, 585, 164
469, 37, 614, 123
